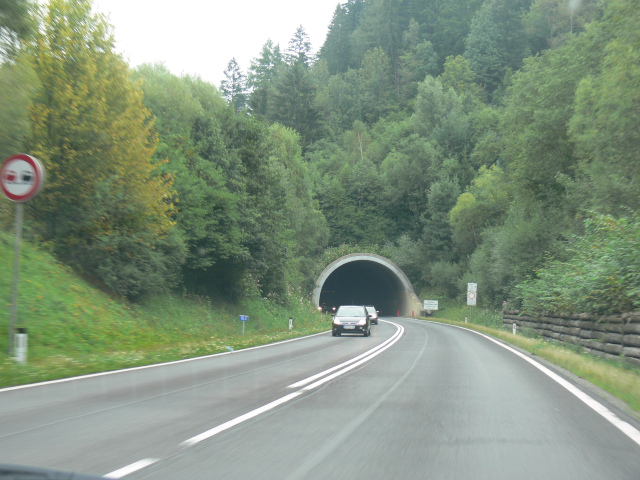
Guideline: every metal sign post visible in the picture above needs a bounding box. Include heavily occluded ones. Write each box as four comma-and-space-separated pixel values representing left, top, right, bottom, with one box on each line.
8, 203, 24, 357
1, 154, 45, 360
239, 315, 249, 336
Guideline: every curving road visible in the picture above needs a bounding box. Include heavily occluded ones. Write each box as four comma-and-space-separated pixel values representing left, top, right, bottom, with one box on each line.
1, 318, 639, 479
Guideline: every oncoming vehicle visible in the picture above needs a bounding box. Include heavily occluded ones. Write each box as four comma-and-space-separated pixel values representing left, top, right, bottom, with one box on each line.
365, 306, 379, 325
332, 305, 371, 337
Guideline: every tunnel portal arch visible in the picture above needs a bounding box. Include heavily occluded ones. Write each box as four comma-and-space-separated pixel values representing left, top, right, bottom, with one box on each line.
314, 253, 423, 317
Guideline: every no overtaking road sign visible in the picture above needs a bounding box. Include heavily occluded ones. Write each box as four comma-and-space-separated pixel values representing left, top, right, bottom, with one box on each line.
1, 154, 45, 202
467, 283, 477, 306
467, 291, 477, 306
1, 154, 46, 361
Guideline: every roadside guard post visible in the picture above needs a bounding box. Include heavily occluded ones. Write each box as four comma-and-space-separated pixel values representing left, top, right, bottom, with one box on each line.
15, 327, 27, 364
239, 315, 249, 336
289, 317, 293, 330
1, 154, 46, 362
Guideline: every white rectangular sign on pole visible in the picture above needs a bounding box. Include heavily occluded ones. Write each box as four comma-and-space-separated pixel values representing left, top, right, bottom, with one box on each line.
467, 291, 477, 306
423, 300, 439, 311
467, 283, 477, 306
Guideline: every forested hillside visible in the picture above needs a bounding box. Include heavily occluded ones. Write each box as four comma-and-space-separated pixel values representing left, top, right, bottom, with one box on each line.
1, 0, 639, 315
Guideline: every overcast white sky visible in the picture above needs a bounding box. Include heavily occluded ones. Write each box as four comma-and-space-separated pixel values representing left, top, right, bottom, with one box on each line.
89, 0, 340, 87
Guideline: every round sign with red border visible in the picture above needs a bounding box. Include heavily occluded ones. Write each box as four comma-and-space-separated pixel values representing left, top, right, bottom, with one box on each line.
1, 154, 45, 202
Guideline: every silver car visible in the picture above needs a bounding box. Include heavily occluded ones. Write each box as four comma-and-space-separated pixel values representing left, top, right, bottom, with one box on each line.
365, 306, 379, 325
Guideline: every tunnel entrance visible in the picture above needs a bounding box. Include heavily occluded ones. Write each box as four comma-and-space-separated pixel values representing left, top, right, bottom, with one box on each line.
314, 253, 423, 317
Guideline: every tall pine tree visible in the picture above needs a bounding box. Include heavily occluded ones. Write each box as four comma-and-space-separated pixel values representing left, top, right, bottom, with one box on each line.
270, 27, 322, 147
220, 57, 247, 113
247, 40, 282, 118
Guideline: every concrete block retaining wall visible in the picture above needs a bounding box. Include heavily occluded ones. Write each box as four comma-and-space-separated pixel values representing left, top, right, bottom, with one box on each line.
502, 310, 640, 368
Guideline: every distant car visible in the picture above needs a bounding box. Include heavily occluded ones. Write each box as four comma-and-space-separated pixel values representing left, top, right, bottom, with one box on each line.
332, 305, 371, 337
365, 306, 378, 324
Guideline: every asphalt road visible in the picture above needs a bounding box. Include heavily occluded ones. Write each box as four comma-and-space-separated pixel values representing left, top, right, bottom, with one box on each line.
1, 318, 639, 479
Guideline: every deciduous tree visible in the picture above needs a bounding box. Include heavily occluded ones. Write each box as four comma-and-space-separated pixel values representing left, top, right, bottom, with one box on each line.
27, 0, 181, 298
0, 0, 35, 60
568, 0, 640, 215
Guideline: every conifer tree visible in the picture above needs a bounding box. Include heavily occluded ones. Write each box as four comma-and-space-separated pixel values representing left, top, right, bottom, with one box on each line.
247, 40, 282, 117
270, 27, 321, 147
464, 3, 505, 93
220, 57, 247, 113
320, 5, 352, 74
271, 61, 321, 147
285, 26, 313, 67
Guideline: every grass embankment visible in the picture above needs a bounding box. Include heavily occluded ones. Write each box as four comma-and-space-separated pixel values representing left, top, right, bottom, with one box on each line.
430, 305, 640, 414
0, 233, 330, 388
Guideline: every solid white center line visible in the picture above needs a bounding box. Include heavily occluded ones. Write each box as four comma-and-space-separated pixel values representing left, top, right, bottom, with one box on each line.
103, 458, 159, 479
301, 323, 404, 391
288, 321, 403, 389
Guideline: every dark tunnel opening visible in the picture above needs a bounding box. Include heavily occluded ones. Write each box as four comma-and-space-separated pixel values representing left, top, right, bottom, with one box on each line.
318, 260, 403, 316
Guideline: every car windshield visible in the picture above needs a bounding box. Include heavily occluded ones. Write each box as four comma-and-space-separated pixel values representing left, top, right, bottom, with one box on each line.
336, 306, 366, 316
366, 306, 376, 315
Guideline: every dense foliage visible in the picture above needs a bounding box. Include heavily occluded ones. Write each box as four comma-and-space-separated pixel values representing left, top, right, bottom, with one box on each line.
1, 0, 639, 315
515, 214, 640, 315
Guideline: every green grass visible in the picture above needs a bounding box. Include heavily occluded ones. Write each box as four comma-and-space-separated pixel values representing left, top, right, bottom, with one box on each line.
0, 232, 330, 388
3, 232, 638, 415
436, 303, 504, 329
426, 311, 640, 415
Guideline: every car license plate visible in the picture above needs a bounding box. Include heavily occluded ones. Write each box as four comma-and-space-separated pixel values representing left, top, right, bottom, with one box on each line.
344, 326, 355, 329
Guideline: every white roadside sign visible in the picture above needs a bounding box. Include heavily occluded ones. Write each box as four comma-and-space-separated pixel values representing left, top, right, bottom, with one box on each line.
1, 154, 45, 202
467, 291, 477, 306
423, 300, 439, 311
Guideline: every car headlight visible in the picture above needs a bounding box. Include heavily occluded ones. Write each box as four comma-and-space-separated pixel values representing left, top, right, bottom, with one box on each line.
357, 318, 367, 325
333, 318, 341, 325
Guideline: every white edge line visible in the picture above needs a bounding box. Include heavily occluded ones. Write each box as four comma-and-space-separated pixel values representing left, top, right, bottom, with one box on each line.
103, 458, 158, 479
180, 321, 404, 448
430, 320, 640, 448
288, 320, 402, 388
0, 330, 330, 394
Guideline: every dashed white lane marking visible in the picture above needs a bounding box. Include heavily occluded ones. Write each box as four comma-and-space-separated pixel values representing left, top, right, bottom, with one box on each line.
180, 391, 304, 447
103, 458, 158, 478
100, 325, 403, 476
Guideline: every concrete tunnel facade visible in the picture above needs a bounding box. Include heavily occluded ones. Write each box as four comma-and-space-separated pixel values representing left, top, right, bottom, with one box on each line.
313, 253, 423, 317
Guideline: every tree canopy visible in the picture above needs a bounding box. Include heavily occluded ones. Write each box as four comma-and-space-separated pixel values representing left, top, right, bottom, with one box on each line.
2, 0, 638, 316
